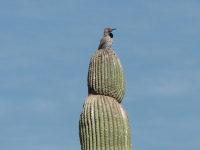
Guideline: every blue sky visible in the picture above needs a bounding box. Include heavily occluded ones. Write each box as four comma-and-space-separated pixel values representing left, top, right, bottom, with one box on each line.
0, 1, 200, 150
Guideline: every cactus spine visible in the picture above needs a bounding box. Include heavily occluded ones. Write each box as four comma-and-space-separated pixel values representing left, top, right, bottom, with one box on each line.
79, 48, 132, 150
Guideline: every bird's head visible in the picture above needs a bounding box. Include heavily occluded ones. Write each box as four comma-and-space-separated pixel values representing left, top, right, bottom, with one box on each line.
104, 27, 116, 35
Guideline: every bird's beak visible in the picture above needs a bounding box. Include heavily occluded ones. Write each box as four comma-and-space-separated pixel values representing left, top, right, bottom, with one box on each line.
111, 28, 116, 31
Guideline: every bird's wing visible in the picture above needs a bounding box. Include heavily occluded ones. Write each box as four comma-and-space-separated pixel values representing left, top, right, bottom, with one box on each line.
98, 37, 107, 49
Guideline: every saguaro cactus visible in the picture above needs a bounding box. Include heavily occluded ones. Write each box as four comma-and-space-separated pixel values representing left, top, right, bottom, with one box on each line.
88, 49, 125, 103
79, 48, 132, 150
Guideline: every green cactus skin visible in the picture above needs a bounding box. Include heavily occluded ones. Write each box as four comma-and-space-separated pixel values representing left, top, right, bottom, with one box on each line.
79, 94, 132, 150
87, 49, 125, 103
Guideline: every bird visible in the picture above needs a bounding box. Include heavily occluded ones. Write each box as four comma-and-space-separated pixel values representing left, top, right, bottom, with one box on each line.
98, 27, 116, 50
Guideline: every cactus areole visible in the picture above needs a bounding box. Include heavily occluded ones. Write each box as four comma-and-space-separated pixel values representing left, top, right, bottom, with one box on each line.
79, 48, 132, 150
